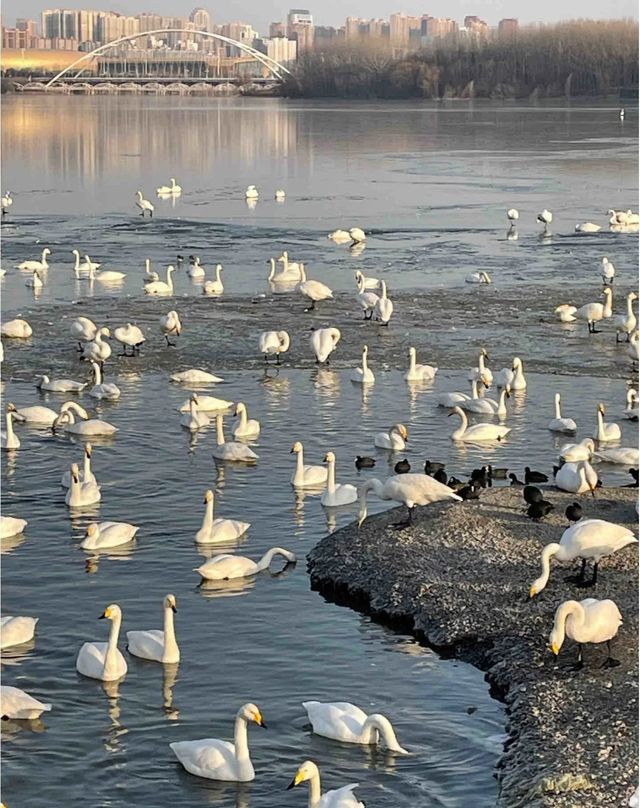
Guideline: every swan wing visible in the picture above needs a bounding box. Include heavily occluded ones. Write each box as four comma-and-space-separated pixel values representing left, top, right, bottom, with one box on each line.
126, 629, 165, 661
170, 739, 240, 780
303, 701, 367, 741
0, 517, 28, 539
0, 616, 38, 648
319, 784, 363, 807
563, 520, 637, 556
76, 641, 108, 678
1, 685, 51, 719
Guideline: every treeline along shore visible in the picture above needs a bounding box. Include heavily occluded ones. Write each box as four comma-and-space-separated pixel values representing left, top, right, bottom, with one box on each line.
282, 20, 638, 100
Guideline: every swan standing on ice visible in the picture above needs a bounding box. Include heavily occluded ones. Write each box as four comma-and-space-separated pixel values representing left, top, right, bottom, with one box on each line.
575, 287, 613, 334
350, 345, 375, 384
548, 598, 622, 669
592, 402, 621, 442
321, 452, 357, 506
287, 760, 364, 807
36, 374, 86, 393
0, 616, 38, 649
82, 326, 112, 367
354, 269, 379, 291
358, 473, 461, 527
233, 402, 260, 439
195, 547, 295, 580
355, 274, 379, 320
245, 185, 259, 200
61, 443, 96, 488
554, 459, 598, 495
507, 208, 519, 226
113, 324, 145, 357
81, 521, 138, 550
70, 315, 96, 348
405, 346, 437, 382
76, 603, 128, 681
328, 229, 352, 243
160, 310, 181, 346
601, 257, 615, 285
548, 393, 577, 433
259, 330, 290, 363
65, 462, 101, 507
537, 209, 553, 232
554, 304, 577, 323
17, 248, 50, 271
203, 264, 224, 296
170, 703, 266, 781
195, 489, 250, 544
298, 264, 333, 311
349, 227, 366, 244
127, 594, 180, 663
1, 191, 13, 216
2, 318, 33, 338
615, 292, 637, 342
157, 178, 181, 195
374, 423, 408, 451
311, 327, 341, 364
373, 280, 393, 325
449, 407, 510, 442
0, 686, 51, 719
529, 519, 636, 595
212, 414, 258, 462
290, 441, 328, 488
145, 266, 175, 295
302, 701, 408, 752
135, 190, 154, 217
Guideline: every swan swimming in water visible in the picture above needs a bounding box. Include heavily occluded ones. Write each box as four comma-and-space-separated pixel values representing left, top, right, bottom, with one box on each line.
462, 385, 510, 416
555, 459, 598, 495
328, 229, 352, 243
25, 270, 43, 289
157, 177, 181, 195
195, 489, 250, 544
1, 318, 33, 338
36, 374, 86, 393
212, 414, 258, 462
405, 346, 437, 382
374, 423, 408, 451
233, 402, 260, 438
88, 362, 121, 400
592, 402, 621, 442
449, 407, 510, 442
76, 603, 128, 681
202, 264, 224, 297
350, 345, 375, 384
593, 447, 639, 465
127, 594, 180, 663
65, 462, 101, 507
80, 521, 138, 550
170, 368, 223, 384
61, 443, 96, 488
575, 222, 601, 233
0, 615, 38, 649
145, 266, 176, 296
53, 409, 118, 437
245, 185, 259, 199
287, 760, 365, 808
290, 441, 328, 488
466, 271, 492, 284
468, 348, 493, 386
267, 257, 299, 284
194, 547, 295, 580
180, 395, 210, 431
321, 452, 357, 507
302, 701, 408, 753
548, 393, 577, 433
187, 256, 206, 278
8, 400, 87, 427
88, 264, 126, 283
17, 247, 50, 271
1, 409, 22, 450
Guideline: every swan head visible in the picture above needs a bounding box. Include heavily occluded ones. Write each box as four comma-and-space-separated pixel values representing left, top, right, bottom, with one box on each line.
204, 489, 214, 503
234, 402, 246, 416
287, 760, 319, 789
629, 292, 638, 302
70, 462, 80, 483
290, 441, 303, 454
448, 406, 465, 419
323, 451, 335, 463
408, 346, 417, 358
512, 357, 523, 371
100, 327, 111, 338
43, 248, 51, 256
85, 443, 92, 458
165, 593, 177, 613
99, 603, 122, 621
597, 402, 606, 415
391, 423, 408, 441
603, 288, 612, 298
86, 523, 100, 539
239, 702, 266, 728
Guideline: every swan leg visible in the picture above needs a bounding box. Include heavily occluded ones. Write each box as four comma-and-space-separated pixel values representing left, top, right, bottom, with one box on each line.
564, 558, 587, 585
569, 645, 584, 671
575, 561, 598, 588
76, 342, 84, 352
276, 354, 281, 365
164, 335, 176, 348
600, 640, 620, 669
393, 506, 413, 529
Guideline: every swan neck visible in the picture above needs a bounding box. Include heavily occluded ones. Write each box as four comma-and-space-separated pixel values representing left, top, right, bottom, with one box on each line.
6, 412, 14, 438
453, 409, 468, 439
327, 457, 336, 492
238, 407, 247, 429
92, 363, 101, 384
268, 259, 275, 280
533, 543, 561, 592
295, 447, 304, 475
409, 351, 416, 372
233, 714, 251, 762
308, 771, 322, 806
163, 605, 179, 660
553, 600, 583, 648
363, 715, 403, 750
361, 349, 368, 373
216, 417, 225, 446
256, 547, 289, 571
202, 497, 214, 532
555, 395, 561, 419
83, 452, 92, 479
103, 613, 122, 677
299, 264, 306, 282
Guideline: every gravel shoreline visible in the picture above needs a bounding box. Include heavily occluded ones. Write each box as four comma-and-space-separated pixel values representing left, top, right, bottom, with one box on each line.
307, 486, 638, 807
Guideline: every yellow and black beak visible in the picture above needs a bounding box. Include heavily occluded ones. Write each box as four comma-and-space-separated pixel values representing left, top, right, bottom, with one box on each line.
99, 609, 109, 619
286, 772, 304, 790
171, 603, 177, 614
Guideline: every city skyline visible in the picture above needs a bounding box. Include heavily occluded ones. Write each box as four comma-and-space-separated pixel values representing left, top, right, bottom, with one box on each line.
3, 0, 637, 34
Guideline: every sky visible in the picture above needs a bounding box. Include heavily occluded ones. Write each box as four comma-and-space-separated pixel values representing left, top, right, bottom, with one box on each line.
3, 0, 638, 33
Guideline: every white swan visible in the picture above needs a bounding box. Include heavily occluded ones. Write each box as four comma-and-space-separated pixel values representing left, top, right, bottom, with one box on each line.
529, 519, 637, 596
576, 287, 613, 333
507, 208, 519, 223
328, 229, 352, 243
354, 269, 380, 291
144, 266, 175, 295
157, 178, 181, 194
25, 270, 43, 289
135, 190, 154, 217
61, 443, 96, 488
36, 374, 86, 393
76, 603, 128, 681
17, 247, 50, 271
405, 346, 437, 382
302, 701, 408, 753
575, 222, 601, 233
593, 447, 639, 466
1, 191, 13, 216
311, 327, 341, 363
615, 292, 637, 342
159, 310, 182, 346
350, 345, 375, 385
560, 438, 595, 462
259, 330, 290, 363
449, 406, 510, 442
0, 516, 27, 539
89, 264, 126, 283
321, 452, 357, 507
355, 280, 379, 320
8, 400, 87, 427
89, 362, 121, 400
463, 386, 510, 416
624, 388, 638, 421
0, 686, 51, 719
1, 318, 32, 338
275, 189, 285, 200
374, 423, 408, 451
468, 348, 493, 386
81, 521, 138, 550
466, 271, 492, 284
436, 380, 483, 408
288, 760, 364, 807
358, 474, 461, 527
143, 257, 159, 283
495, 357, 525, 390
1, 410, 22, 451
72, 249, 99, 274
290, 441, 328, 487
373, 280, 393, 325
233, 402, 260, 439
180, 395, 210, 431
629, 330, 640, 362
195, 489, 250, 544
548, 393, 577, 433
0, 616, 38, 649
555, 459, 598, 494
53, 409, 118, 437
298, 264, 333, 309
592, 402, 621, 442
267, 257, 299, 284
82, 326, 112, 365
65, 462, 101, 507
178, 393, 232, 412
70, 315, 96, 345
549, 598, 622, 667
555, 304, 577, 323
537, 209, 553, 230
127, 594, 179, 663
202, 264, 224, 297
170, 367, 223, 384
195, 548, 295, 580
212, 415, 258, 461
349, 227, 366, 243
245, 185, 259, 199
600, 257, 615, 285
278, 251, 302, 277
113, 324, 145, 356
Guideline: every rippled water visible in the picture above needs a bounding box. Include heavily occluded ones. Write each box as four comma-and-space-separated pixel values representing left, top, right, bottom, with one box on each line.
1, 96, 638, 808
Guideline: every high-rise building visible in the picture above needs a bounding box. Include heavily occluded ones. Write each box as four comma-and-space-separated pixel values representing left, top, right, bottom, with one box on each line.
3, 22, 39, 49
16, 18, 39, 35
287, 9, 313, 52
464, 15, 489, 38
77, 10, 95, 43
266, 36, 297, 64
389, 13, 419, 49
498, 18, 518, 37
314, 25, 339, 45
424, 17, 458, 40
189, 8, 211, 32
136, 13, 164, 33
269, 22, 286, 38
94, 12, 140, 44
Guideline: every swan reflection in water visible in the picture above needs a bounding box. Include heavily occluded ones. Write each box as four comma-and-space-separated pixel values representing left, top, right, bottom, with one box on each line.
83, 543, 136, 575
0, 637, 37, 668
292, 485, 324, 528
101, 678, 128, 754
163, 662, 180, 720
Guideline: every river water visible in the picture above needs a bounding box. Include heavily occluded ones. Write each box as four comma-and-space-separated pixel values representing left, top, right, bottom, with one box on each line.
1, 96, 637, 808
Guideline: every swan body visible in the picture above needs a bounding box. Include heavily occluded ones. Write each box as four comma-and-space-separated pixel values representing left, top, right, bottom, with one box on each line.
629, 331, 640, 362
160, 310, 182, 346
0, 686, 51, 719
615, 292, 637, 341
0, 516, 27, 539
1, 410, 22, 450
143, 258, 159, 283
624, 389, 638, 421
89, 264, 126, 283
82, 327, 112, 365
178, 394, 232, 413
355, 284, 379, 319
53, 409, 118, 437
65, 462, 101, 507
555, 459, 598, 494
245, 185, 259, 199
180, 395, 211, 431
450, 407, 510, 442
278, 252, 302, 278
195, 548, 295, 580
171, 369, 223, 384
233, 402, 260, 439
72, 249, 99, 274
350, 345, 375, 384
529, 519, 637, 596
374, 423, 408, 451
311, 328, 341, 363
508, 357, 527, 390
81, 521, 138, 550
548, 393, 577, 433
328, 229, 352, 243
349, 227, 366, 243
466, 271, 492, 284
507, 208, 519, 222
1, 191, 13, 214
127, 594, 179, 663
135, 190, 154, 216
575, 222, 601, 233
26, 270, 44, 289
354, 269, 380, 291
290, 441, 328, 487
259, 330, 290, 362
144, 266, 175, 295
76, 604, 127, 681
302, 701, 408, 753
373, 280, 393, 324
17, 248, 50, 271
405, 346, 437, 382
463, 385, 510, 416
170, 703, 266, 781
592, 403, 621, 442
601, 257, 615, 285
298, 264, 333, 307
549, 598, 622, 659
576, 288, 613, 332
593, 447, 639, 466
157, 178, 181, 194
70, 316, 96, 343
321, 452, 357, 507
0, 616, 38, 649
288, 760, 364, 808
468, 348, 493, 386
89, 362, 121, 400
1, 318, 32, 338
560, 438, 595, 462
555, 304, 577, 322
202, 265, 224, 296
36, 374, 86, 393
357, 474, 461, 526
195, 489, 250, 544
113, 324, 145, 355
537, 209, 553, 228
275, 189, 286, 200
212, 415, 258, 461
267, 257, 300, 284
436, 389, 474, 407
61, 443, 96, 488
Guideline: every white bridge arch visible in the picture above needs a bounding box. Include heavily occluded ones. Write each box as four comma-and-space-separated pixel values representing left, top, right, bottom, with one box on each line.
45, 29, 293, 88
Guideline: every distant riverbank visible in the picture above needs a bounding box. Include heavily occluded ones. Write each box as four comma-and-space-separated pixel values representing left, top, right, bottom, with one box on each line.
308, 486, 638, 807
